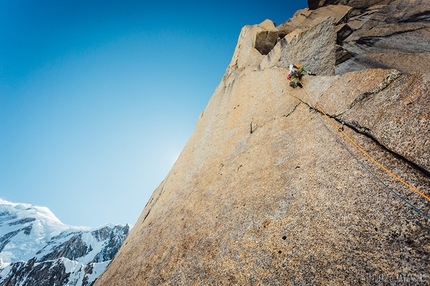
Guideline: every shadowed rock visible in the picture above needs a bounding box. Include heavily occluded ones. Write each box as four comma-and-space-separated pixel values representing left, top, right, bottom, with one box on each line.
254, 20, 279, 55
302, 0, 430, 74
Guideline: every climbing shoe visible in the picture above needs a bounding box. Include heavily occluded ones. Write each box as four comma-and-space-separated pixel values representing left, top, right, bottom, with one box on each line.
297, 82, 303, 88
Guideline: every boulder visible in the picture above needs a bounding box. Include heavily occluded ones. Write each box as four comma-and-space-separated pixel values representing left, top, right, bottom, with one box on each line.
308, 0, 326, 10
254, 20, 279, 55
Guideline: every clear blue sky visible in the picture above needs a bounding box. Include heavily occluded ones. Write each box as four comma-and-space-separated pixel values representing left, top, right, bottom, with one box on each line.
0, 0, 308, 227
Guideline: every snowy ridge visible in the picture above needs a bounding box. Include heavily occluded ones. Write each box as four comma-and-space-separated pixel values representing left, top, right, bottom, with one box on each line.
0, 199, 130, 286
0, 198, 82, 263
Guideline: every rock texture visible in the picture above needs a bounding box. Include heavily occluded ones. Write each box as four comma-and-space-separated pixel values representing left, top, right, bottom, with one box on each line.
306, 0, 430, 74
96, 1, 430, 285
254, 20, 279, 55
309, 0, 391, 10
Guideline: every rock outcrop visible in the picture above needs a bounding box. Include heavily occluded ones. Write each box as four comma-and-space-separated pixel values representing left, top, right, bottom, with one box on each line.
306, 0, 430, 74
309, 0, 391, 10
96, 1, 430, 285
254, 20, 279, 55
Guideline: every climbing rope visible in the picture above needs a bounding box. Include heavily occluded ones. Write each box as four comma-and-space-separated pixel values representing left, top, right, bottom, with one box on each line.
297, 81, 430, 219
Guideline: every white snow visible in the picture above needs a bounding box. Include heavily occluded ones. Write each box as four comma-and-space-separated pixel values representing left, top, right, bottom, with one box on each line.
0, 199, 99, 263
0, 262, 11, 280
0, 199, 68, 263
59, 258, 111, 286
0, 198, 128, 286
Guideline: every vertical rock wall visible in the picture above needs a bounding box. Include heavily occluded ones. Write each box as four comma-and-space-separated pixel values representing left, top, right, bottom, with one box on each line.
96, 2, 430, 285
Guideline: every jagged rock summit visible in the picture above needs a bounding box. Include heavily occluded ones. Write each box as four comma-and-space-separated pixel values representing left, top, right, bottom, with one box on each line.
305, 0, 430, 74
0, 199, 130, 286
96, 1, 430, 285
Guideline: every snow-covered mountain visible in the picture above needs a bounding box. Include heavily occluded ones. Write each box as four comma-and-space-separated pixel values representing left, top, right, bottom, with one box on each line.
0, 199, 130, 286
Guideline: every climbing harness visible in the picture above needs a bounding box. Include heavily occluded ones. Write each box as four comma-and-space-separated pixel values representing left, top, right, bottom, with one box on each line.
298, 80, 430, 219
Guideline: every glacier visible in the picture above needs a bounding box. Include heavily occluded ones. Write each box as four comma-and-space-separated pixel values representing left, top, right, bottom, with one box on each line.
0, 199, 129, 286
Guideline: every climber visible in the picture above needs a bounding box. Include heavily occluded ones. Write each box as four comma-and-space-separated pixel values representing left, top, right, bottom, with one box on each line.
287, 64, 315, 88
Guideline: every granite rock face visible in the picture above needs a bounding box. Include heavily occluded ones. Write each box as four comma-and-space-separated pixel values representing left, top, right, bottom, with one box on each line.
96, 1, 430, 285
309, 0, 391, 10
307, 0, 430, 74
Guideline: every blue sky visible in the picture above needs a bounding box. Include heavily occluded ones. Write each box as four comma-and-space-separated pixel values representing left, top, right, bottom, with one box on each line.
0, 0, 308, 227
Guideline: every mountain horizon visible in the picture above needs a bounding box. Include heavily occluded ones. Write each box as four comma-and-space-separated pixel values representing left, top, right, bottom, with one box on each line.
0, 198, 130, 285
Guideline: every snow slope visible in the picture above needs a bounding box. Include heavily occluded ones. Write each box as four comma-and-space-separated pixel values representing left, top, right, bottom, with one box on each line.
0, 199, 129, 286
0, 199, 87, 262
